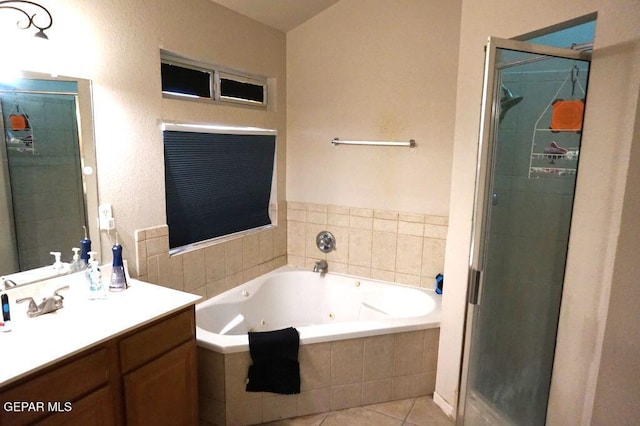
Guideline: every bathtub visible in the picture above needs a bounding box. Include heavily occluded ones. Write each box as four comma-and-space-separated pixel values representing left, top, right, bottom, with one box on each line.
196, 266, 442, 425
196, 266, 441, 354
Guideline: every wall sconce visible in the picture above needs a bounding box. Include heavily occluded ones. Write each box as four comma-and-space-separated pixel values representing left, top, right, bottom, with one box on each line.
0, 1, 52, 39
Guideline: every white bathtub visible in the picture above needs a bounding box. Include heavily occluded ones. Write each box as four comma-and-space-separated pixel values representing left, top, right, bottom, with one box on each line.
196, 266, 441, 354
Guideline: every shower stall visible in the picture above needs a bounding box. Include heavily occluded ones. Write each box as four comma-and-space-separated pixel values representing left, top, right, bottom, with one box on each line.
458, 38, 591, 425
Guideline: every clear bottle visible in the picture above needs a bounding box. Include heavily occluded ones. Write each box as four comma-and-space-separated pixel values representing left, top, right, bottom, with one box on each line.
109, 239, 127, 292
86, 251, 106, 300
69, 247, 86, 273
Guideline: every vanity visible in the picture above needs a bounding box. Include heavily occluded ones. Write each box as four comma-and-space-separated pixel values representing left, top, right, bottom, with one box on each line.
0, 270, 200, 425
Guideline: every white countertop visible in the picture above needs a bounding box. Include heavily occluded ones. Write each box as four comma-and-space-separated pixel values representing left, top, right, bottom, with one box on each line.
0, 269, 200, 388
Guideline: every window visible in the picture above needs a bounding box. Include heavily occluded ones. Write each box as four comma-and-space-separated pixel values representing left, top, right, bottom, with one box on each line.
163, 124, 276, 251
161, 63, 212, 99
160, 51, 268, 108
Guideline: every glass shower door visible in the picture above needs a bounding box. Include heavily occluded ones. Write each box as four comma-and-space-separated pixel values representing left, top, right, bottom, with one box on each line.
458, 38, 591, 425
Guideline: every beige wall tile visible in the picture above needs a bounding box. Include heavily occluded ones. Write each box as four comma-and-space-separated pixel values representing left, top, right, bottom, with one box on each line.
297, 388, 330, 416
328, 213, 350, 227
350, 215, 373, 230
391, 373, 429, 400
327, 205, 350, 215
374, 210, 399, 220
423, 328, 440, 373
146, 224, 169, 238
242, 233, 260, 270
306, 223, 328, 259
394, 272, 421, 287
274, 255, 287, 269
146, 235, 168, 257
199, 396, 225, 425
205, 244, 225, 283
287, 201, 307, 210
398, 213, 424, 223
331, 339, 364, 386
350, 207, 373, 218
299, 343, 331, 391
348, 228, 372, 267
225, 238, 243, 276
362, 379, 393, 405
134, 229, 146, 242
225, 272, 244, 291
147, 254, 159, 284
371, 231, 397, 272
288, 255, 305, 268
226, 399, 262, 426
136, 241, 147, 276
395, 234, 423, 275
287, 221, 306, 257
189, 286, 206, 298
363, 335, 395, 381
242, 265, 261, 282
224, 352, 260, 402
307, 210, 327, 225
288, 208, 306, 222
348, 264, 371, 278
373, 218, 398, 233
424, 215, 448, 226
306, 203, 327, 212
259, 229, 274, 264
329, 262, 349, 274
371, 269, 395, 282
394, 331, 425, 376
198, 348, 225, 401
206, 278, 226, 299
421, 237, 446, 277
274, 225, 287, 257
326, 226, 349, 264
158, 253, 184, 291
424, 224, 448, 239
259, 259, 277, 276
183, 250, 206, 291
398, 221, 424, 236
330, 383, 362, 411
262, 394, 298, 423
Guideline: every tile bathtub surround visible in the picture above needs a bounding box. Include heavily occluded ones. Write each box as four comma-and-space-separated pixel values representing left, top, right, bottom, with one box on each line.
198, 328, 440, 425
134, 203, 287, 299
286, 202, 448, 290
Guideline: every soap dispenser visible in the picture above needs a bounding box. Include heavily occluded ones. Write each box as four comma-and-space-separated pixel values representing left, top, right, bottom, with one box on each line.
109, 234, 127, 292
69, 247, 85, 273
50, 251, 65, 273
86, 251, 106, 300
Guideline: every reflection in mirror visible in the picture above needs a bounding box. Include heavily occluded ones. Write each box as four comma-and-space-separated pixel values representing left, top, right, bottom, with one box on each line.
0, 72, 99, 284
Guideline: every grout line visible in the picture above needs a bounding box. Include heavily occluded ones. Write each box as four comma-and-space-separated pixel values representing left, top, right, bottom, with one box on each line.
404, 397, 419, 423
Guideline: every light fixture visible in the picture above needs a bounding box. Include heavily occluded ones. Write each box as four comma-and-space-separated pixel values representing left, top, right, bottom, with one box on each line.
0, 1, 52, 39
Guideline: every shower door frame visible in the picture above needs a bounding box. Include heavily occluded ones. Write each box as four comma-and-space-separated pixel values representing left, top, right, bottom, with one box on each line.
456, 37, 591, 425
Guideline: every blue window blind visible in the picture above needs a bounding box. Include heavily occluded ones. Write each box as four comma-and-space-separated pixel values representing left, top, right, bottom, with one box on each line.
163, 131, 275, 249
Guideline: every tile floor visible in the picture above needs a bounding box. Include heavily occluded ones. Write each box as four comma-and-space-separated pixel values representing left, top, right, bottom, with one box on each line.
261, 395, 453, 426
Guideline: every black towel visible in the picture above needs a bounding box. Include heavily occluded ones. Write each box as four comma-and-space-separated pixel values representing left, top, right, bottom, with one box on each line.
246, 327, 300, 394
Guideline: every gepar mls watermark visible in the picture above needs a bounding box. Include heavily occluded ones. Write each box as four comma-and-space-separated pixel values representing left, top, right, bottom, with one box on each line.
3, 401, 73, 413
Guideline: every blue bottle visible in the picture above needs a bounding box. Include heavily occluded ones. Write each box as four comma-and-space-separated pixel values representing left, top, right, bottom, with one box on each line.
109, 235, 127, 292
80, 226, 91, 266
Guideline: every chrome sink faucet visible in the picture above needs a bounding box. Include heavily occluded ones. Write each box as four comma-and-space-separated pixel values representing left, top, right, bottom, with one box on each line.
313, 260, 328, 274
17, 286, 69, 318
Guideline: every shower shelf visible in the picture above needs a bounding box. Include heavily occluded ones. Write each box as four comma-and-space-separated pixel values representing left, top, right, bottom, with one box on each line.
529, 166, 577, 177
528, 128, 580, 179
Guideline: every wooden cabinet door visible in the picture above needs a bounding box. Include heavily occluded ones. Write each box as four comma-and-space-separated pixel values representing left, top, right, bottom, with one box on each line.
36, 386, 117, 426
123, 341, 198, 426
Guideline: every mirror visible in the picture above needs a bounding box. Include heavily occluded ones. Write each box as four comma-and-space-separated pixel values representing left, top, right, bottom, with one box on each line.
0, 71, 99, 284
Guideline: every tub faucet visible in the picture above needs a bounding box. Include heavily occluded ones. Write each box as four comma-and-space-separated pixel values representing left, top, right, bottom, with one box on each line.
2, 279, 18, 290
313, 260, 328, 274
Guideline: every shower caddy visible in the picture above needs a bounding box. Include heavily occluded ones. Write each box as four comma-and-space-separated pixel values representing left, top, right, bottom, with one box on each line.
528, 66, 585, 178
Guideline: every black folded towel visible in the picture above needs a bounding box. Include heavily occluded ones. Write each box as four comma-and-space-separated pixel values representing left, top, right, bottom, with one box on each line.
246, 327, 300, 394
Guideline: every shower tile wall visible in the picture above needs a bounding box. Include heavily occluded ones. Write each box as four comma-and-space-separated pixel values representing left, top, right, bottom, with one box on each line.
134, 202, 287, 298
1, 94, 86, 271
286, 202, 448, 290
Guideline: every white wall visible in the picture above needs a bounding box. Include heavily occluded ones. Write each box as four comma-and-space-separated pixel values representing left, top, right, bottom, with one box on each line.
1, 0, 286, 270
287, 0, 461, 216
439, 0, 640, 423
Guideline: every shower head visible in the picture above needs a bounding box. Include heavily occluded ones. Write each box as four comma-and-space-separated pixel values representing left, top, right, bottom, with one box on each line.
499, 85, 524, 122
